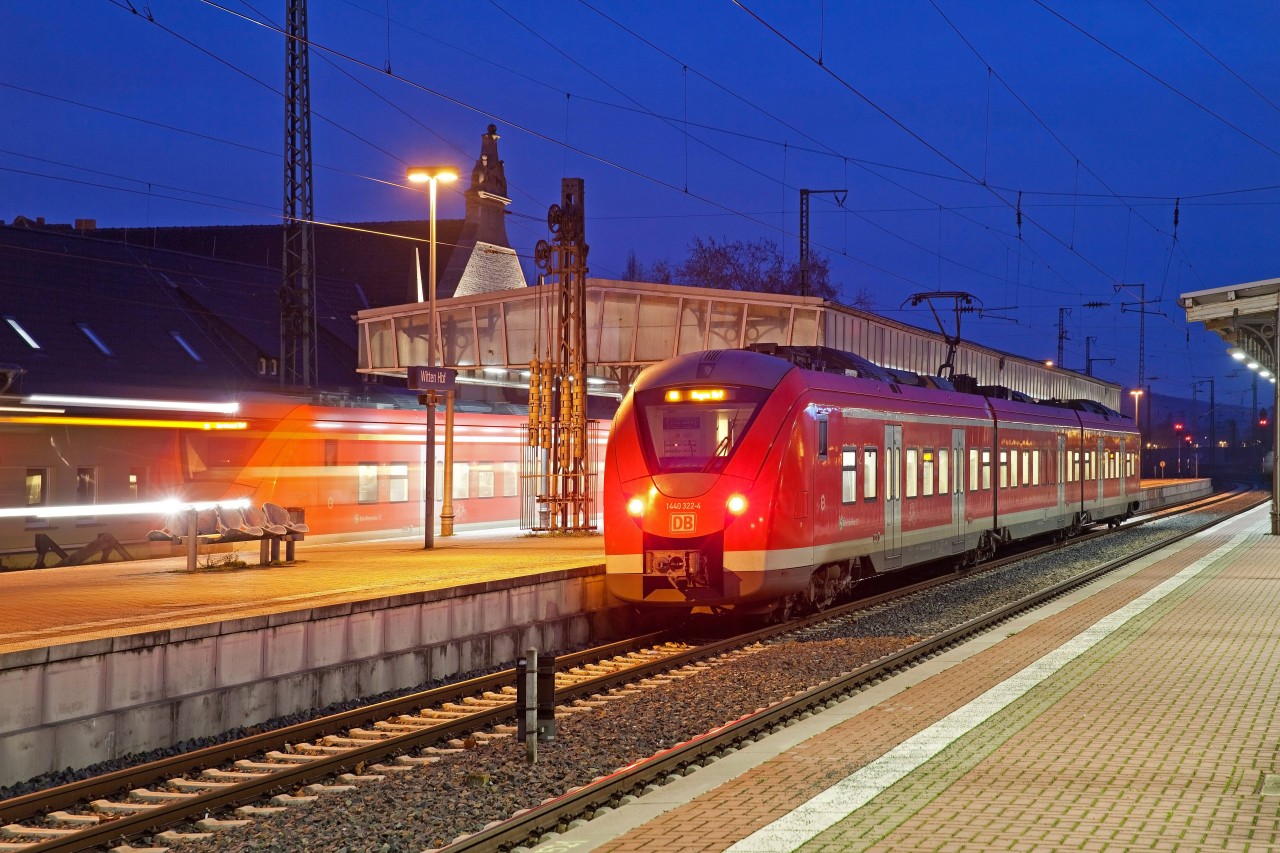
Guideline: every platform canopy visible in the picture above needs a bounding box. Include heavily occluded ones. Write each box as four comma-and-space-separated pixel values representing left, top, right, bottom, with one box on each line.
357, 278, 1122, 408
1181, 276, 1280, 535
1180, 276, 1280, 374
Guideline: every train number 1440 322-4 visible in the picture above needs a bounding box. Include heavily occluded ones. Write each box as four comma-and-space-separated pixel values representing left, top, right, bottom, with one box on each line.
665, 501, 702, 510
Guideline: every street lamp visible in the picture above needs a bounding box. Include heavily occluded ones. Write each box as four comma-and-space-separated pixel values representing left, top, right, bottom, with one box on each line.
406, 166, 458, 548
1130, 389, 1144, 476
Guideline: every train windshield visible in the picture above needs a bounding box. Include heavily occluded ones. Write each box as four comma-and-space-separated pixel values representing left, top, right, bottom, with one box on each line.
635, 386, 768, 473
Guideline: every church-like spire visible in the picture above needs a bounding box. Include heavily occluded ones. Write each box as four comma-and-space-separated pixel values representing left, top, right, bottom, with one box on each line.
470, 124, 508, 198
437, 124, 526, 299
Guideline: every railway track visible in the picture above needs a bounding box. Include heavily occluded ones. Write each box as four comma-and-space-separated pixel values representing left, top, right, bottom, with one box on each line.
0, 486, 1261, 852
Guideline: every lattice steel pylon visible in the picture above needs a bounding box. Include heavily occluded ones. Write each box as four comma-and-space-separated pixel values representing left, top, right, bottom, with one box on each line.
281, 0, 317, 388
527, 179, 594, 531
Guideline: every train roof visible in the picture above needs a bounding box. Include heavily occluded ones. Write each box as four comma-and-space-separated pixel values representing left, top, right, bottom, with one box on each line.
630, 347, 1136, 433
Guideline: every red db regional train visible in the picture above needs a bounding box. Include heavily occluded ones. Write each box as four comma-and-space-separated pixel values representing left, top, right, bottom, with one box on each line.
0, 393, 535, 566
604, 347, 1140, 615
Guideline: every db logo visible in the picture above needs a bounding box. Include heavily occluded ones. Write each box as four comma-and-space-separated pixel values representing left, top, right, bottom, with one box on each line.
670, 513, 696, 533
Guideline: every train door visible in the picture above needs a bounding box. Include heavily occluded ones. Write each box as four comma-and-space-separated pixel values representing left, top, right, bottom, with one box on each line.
884, 424, 902, 569
1056, 434, 1066, 509
1095, 436, 1105, 505
1119, 438, 1127, 502
951, 428, 965, 549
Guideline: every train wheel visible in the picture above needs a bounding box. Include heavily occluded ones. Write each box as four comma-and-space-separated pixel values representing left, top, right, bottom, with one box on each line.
772, 595, 798, 623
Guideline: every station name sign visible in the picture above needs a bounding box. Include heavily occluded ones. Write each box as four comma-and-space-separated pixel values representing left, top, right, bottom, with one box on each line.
407, 366, 457, 392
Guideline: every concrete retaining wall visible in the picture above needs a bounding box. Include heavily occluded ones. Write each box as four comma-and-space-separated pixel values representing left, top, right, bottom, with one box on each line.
1137, 478, 1214, 512
0, 565, 624, 787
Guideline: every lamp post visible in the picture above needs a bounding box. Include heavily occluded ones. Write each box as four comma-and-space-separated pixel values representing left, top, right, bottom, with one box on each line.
1130, 388, 1143, 476
406, 166, 458, 547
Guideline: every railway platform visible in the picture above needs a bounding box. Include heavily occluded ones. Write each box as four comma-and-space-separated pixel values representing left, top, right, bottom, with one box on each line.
0, 478, 1205, 654
0, 526, 604, 655
0, 477, 1209, 788
549, 494, 1277, 852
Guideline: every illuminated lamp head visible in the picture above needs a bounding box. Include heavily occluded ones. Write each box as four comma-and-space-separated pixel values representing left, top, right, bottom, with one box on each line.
726, 493, 748, 515
626, 496, 645, 517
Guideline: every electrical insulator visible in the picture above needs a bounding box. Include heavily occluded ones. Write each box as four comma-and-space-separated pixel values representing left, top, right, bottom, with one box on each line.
527, 359, 541, 447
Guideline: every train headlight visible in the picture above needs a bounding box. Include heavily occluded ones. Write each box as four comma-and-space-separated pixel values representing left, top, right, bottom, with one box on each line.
626, 496, 645, 517
726, 493, 748, 515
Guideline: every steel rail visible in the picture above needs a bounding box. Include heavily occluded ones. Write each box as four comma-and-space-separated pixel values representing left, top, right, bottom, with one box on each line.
1, 632, 675, 841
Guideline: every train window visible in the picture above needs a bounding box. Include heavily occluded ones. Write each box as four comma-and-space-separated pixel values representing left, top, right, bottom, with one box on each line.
503, 462, 519, 497
969, 449, 979, 492
477, 465, 495, 499
863, 448, 878, 500
938, 449, 949, 495
817, 415, 829, 460
388, 463, 409, 502
981, 450, 992, 490
999, 450, 1008, 489
128, 468, 145, 500
905, 449, 919, 498
25, 468, 48, 506
1084, 452, 1094, 481
634, 386, 769, 473
922, 450, 935, 496
325, 440, 339, 467
1009, 450, 1018, 489
1033, 450, 1041, 486
76, 468, 96, 504
453, 462, 471, 499
841, 447, 857, 503
181, 434, 261, 482
358, 463, 378, 503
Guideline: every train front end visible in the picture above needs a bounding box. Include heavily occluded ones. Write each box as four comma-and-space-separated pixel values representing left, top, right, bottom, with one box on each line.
604, 350, 798, 610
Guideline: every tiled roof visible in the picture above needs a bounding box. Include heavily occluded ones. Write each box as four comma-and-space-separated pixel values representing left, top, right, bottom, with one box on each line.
0, 224, 383, 398
88, 219, 464, 311
451, 242, 526, 298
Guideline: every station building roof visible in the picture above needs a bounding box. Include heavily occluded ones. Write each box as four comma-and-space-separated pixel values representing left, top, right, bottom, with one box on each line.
0, 223, 377, 400
356, 278, 1123, 409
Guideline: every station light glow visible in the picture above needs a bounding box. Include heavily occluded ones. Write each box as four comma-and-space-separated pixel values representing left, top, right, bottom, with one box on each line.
0, 415, 247, 430
0, 497, 250, 520
0, 405, 64, 414
6, 318, 40, 349
23, 394, 240, 415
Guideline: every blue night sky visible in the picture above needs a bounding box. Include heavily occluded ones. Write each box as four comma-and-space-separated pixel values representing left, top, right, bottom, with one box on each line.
5, 1, 1280, 411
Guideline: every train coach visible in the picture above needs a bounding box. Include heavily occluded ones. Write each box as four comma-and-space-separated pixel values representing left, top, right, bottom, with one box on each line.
0, 394, 539, 565
603, 347, 1140, 616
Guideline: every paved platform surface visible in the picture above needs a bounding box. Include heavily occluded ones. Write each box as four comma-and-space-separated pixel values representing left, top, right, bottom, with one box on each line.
549, 498, 1277, 852
0, 528, 602, 654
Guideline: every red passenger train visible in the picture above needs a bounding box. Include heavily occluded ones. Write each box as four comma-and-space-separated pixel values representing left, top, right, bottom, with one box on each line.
604, 347, 1140, 614
0, 394, 536, 566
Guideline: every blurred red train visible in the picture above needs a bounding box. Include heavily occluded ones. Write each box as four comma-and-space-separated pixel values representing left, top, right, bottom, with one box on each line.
0, 393, 538, 567
604, 347, 1141, 615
